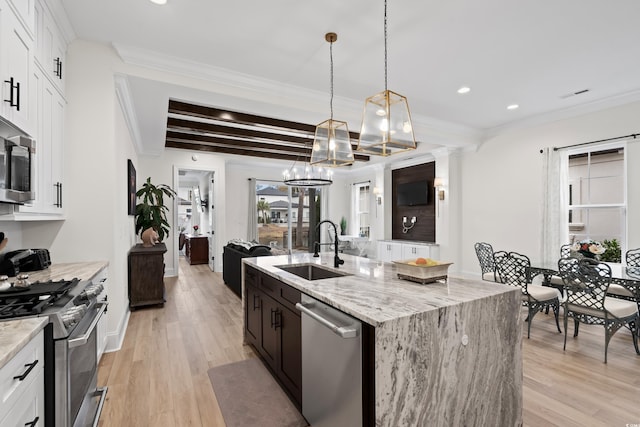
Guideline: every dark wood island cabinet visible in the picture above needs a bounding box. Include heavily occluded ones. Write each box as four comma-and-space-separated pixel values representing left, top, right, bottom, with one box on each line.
128, 243, 167, 309
244, 265, 302, 407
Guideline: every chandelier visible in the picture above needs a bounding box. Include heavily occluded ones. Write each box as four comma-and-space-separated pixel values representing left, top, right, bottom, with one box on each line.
310, 32, 354, 168
357, 0, 416, 156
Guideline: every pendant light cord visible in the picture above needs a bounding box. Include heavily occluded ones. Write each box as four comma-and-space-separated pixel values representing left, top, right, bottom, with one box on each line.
384, 0, 388, 93
330, 39, 334, 121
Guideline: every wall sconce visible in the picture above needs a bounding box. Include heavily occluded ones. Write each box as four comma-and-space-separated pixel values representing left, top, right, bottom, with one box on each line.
434, 177, 445, 200
402, 216, 416, 233
373, 186, 383, 205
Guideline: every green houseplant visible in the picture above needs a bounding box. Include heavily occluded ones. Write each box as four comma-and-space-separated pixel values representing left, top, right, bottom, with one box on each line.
135, 177, 176, 243
340, 216, 347, 235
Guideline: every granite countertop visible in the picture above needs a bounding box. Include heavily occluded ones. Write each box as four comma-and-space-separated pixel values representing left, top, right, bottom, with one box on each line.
244, 253, 516, 327
0, 261, 108, 369
0, 318, 48, 369
18, 261, 108, 283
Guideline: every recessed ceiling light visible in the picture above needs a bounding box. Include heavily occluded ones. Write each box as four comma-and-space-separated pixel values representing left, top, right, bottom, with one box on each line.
506, 104, 519, 110
457, 86, 471, 94
149, 0, 167, 4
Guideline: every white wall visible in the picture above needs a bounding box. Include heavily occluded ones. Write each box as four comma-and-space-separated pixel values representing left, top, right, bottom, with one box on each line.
457, 100, 640, 278
21, 40, 136, 352
139, 149, 226, 275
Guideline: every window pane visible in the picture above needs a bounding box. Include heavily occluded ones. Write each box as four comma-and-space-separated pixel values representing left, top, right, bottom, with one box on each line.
570, 207, 624, 243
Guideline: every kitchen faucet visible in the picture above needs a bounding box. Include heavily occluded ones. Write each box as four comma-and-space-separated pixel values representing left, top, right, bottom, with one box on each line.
313, 220, 344, 268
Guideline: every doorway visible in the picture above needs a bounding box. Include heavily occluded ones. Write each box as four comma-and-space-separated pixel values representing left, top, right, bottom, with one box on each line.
176, 168, 215, 273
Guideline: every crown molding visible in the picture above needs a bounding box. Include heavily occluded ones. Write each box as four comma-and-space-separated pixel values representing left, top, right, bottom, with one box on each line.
483, 89, 640, 141
43, 0, 77, 45
114, 74, 149, 156
112, 44, 483, 151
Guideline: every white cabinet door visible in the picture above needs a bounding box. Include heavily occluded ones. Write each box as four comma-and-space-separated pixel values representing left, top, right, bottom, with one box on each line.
0, 0, 35, 135
33, 0, 65, 94
401, 244, 431, 260
0, 369, 44, 427
377, 241, 402, 262
5, 0, 35, 36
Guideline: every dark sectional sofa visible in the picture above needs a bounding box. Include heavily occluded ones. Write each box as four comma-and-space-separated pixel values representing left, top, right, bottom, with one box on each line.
222, 242, 272, 297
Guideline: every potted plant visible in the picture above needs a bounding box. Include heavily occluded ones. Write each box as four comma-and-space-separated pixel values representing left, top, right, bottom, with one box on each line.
135, 177, 176, 246
340, 216, 347, 235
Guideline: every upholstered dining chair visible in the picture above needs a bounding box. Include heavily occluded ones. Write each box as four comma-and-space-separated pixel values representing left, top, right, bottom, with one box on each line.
494, 251, 562, 338
474, 242, 497, 281
559, 257, 639, 363
626, 248, 640, 267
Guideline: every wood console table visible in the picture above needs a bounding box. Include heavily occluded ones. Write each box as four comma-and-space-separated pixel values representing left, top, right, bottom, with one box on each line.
185, 234, 209, 265
128, 243, 166, 309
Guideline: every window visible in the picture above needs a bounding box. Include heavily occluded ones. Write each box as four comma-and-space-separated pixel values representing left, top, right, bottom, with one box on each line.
354, 183, 370, 238
568, 144, 626, 258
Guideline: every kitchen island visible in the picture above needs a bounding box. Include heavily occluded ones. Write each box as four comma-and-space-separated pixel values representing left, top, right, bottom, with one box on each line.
243, 252, 522, 426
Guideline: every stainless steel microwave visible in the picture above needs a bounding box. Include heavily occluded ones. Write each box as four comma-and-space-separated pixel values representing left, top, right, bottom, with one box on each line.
0, 118, 35, 204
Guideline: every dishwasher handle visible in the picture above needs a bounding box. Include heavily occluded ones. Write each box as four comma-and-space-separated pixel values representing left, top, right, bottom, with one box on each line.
295, 302, 359, 338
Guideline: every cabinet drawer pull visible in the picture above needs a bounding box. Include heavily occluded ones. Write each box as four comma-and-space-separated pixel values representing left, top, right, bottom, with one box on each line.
24, 416, 39, 427
270, 308, 276, 327
274, 310, 281, 330
13, 359, 38, 381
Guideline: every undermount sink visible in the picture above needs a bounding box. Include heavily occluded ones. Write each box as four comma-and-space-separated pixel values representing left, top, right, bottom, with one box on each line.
276, 264, 351, 281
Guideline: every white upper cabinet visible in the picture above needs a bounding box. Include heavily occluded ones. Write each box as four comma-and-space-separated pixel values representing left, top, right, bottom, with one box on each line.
0, 0, 36, 136
5, 0, 35, 36
34, 0, 65, 94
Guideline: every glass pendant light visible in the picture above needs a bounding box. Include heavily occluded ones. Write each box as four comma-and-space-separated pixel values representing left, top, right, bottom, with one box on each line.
357, 0, 417, 156
310, 32, 354, 168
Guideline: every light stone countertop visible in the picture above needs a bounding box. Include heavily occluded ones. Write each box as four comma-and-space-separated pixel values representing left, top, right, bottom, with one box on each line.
17, 261, 108, 284
0, 261, 108, 369
244, 252, 515, 327
0, 318, 48, 369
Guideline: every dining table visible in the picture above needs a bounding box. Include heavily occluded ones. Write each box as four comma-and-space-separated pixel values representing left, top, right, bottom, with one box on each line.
526, 261, 640, 309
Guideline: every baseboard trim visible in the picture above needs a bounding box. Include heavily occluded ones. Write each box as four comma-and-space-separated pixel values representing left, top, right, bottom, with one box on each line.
104, 309, 130, 353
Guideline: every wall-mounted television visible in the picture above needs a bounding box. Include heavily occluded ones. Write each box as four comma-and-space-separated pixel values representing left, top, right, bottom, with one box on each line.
397, 180, 429, 206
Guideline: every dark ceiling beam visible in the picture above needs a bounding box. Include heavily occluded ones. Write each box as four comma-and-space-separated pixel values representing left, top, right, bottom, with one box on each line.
167, 117, 312, 145
166, 130, 370, 161
166, 140, 314, 162
168, 99, 361, 141
166, 131, 310, 155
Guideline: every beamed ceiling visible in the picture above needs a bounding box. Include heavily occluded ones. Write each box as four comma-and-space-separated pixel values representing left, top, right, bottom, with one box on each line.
165, 100, 371, 163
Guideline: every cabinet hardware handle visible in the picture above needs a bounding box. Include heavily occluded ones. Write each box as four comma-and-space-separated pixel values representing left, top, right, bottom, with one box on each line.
24, 416, 39, 427
253, 294, 260, 310
270, 308, 276, 327
4, 77, 20, 110
13, 359, 38, 381
54, 57, 63, 79
59, 182, 62, 208
274, 310, 281, 330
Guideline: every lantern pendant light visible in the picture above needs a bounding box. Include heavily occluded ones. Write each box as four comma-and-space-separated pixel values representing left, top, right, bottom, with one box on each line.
357, 0, 416, 156
310, 33, 355, 168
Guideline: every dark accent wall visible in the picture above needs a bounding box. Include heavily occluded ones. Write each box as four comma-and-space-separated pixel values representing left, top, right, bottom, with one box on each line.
391, 162, 436, 242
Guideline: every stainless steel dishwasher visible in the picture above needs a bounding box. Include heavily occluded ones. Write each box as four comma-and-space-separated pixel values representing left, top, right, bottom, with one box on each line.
296, 294, 362, 427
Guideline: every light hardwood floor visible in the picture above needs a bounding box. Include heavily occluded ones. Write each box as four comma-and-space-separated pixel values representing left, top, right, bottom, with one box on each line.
97, 258, 640, 426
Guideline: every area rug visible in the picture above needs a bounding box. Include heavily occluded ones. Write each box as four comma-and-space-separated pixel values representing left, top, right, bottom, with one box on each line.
208, 357, 308, 427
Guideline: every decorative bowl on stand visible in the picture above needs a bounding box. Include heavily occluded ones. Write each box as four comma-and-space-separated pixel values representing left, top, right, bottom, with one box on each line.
392, 259, 454, 284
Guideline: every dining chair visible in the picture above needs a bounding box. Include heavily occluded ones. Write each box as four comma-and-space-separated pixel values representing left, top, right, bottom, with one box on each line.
546, 244, 575, 288
560, 244, 572, 258
559, 257, 639, 363
474, 242, 497, 281
626, 248, 640, 267
494, 251, 562, 338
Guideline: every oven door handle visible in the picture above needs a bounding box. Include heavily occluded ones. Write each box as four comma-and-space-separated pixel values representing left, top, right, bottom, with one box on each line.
68, 302, 107, 349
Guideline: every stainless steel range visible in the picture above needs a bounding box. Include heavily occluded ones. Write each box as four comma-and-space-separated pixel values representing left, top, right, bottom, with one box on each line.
0, 274, 108, 427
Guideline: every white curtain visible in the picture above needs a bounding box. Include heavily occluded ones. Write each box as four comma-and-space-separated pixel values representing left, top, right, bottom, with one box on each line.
247, 178, 257, 242
540, 148, 569, 264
